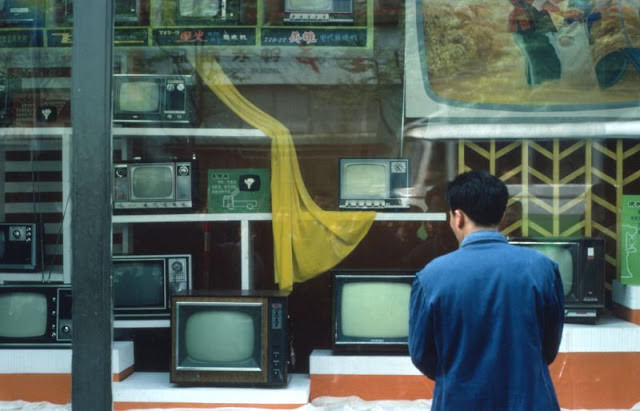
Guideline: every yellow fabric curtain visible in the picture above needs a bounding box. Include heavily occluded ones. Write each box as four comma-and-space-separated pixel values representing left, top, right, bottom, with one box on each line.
189, 55, 376, 290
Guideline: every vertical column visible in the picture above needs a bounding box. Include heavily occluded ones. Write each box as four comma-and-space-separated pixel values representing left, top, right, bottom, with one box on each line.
70, 0, 114, 409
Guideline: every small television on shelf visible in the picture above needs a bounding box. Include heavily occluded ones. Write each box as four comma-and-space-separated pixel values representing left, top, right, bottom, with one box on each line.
404, 0, 640, 134
508, 237, 605, 324
284, 0, 354, 24
339, 158, 411, 210
112, 74, 196, 125
0, 284, 72, 347
0, 0, 44, 27
113, 160, 196, 210
0, 223, 43, 272
171, 289, 290, 387
331, 270, 416, 353
56, 0, 143, 26
113, 254, 192, 320
175, 0, 241, 25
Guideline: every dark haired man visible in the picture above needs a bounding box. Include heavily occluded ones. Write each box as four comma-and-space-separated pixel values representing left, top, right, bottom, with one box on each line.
408, 170, 565, 410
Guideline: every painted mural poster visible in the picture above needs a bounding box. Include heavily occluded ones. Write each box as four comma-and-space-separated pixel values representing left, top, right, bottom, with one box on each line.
621, 195, 640, 284
404, 0, 640, 121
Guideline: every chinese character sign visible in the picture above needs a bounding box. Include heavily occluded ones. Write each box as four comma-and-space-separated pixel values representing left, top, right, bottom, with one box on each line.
621, 195, 640, 284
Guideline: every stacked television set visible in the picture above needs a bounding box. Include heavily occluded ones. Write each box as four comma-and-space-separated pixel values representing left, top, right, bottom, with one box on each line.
0, 283, 72, 347
508, 237, 605, 323
170, 289, 291, 387
338, 158, 411, 210
112, 74, 196, 126
113, 254, 192, 320
112, 159, 197, 211
331, 270, 416, 353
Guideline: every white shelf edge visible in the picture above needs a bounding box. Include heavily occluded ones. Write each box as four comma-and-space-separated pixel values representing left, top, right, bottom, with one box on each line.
112, 127, 267, 138
112, 212, 447, 224
112, 213, 273, 223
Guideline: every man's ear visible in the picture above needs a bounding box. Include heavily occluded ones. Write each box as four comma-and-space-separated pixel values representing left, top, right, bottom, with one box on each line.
451, 209, 464, 229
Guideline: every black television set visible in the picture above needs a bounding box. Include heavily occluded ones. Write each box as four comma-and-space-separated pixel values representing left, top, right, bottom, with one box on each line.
331, 270, 416, 353
0, 0, 44, 27
56, 0, 144, 26
0, 284, 72, 347
113, 254, 192, 319
112, 74, 196, 125
112, 160, 196, 210
175, 0, 241, 25
339, 158, 411, 210
283, 0, 354, 24
508, 237, 605, 323
0, 223, 43, 272
171, 289, 290, 387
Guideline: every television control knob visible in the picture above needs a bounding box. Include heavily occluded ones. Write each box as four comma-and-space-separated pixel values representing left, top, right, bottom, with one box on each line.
11, 230, 21, 239
176, 83, 185, 91
61, 325, 71, 334
172, 261, 183, 272
166, 83, 175, 92
115, 167, 127, 178
177, 165, 190, 176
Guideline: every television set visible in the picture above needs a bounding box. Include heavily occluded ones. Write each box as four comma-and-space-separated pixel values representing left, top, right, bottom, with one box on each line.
339, 158, 411, 210
113, 254, 192, 319
0, 284, 72, 347
113, 160, 196, 210
403, 0, 640, 138
56, 0, 143, 25
508, 237, 605, 323
0, 223, 43, 271
331, 270, 416, 353
283, 0, 354, 24
0, 0, 44, 27
171, 289, 290, 387
112, 74, 196, 125
175, 0, 241, 25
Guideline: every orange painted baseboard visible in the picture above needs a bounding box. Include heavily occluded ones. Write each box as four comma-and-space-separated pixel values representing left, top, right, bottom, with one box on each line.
0, 368, 134, 404
309, 374, 433, 401
0, 374, 71, 404
612, 303, 640, 325
310, 352, 640, 409
551, 352, 640, 409
114, 402, 304, 410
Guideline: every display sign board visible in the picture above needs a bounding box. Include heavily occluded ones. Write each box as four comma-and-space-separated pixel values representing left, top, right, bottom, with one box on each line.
207, 168, 270, 213
621, 195, 640, 284
404, 0, 640, 133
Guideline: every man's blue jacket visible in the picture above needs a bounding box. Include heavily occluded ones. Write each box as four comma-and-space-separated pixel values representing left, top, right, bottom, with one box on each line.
409, 230, 565, 410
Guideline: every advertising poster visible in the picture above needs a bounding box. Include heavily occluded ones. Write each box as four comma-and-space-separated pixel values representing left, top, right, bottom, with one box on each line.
621, 194, 640, 284
404, 0, 640, 129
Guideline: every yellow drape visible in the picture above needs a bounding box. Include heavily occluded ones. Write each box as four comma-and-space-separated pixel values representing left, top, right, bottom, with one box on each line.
189, 55, 376, 290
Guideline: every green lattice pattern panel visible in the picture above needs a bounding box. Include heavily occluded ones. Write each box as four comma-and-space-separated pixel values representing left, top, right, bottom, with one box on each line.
458, 138, 640, 285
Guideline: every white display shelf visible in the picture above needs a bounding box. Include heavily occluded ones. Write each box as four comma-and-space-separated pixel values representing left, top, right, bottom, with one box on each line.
113, 372, 310, 406
112, 212, 446, 224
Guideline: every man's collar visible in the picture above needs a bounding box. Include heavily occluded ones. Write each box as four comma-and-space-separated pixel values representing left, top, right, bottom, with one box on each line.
460, 230, 507, 247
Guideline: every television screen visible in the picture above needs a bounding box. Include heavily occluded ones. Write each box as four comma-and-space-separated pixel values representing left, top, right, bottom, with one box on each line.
175, 302, 261, 370
404, 0, 640, 124
342, 163, 388, 199
0, 292, 47, 338
131, 166, 174, 199
524, 243, 575, 297
112, 260, 166, 308
285, 0, 333, 12
179, 0, 220, 17
340, 281, 410, 339
118, 81, 160, 113
332, 271, 416, 352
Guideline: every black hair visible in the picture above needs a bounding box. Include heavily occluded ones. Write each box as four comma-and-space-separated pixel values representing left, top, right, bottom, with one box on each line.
446, 170, 508, 226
